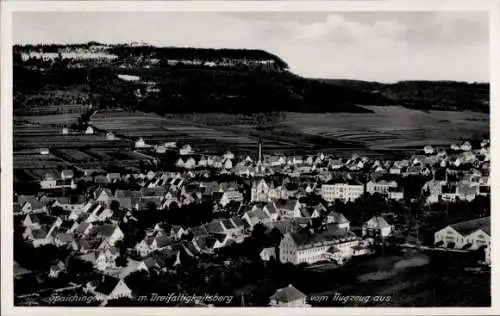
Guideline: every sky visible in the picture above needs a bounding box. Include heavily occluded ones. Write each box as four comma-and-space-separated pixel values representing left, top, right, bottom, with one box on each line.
13, 11, 489, 82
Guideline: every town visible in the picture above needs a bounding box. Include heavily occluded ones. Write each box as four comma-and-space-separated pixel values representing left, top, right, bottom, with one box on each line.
12, 42, 491, 307
14, 131, 491, 306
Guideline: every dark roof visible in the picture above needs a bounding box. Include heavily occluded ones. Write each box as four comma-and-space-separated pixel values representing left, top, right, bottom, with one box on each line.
31, 227, 50, 239
90, 223, 118, 238
328, 212, 349, 224
28, 214, 56, 226
289, 225, 357, 249
196, 235, 217, 250
155, 235, 173, 248
270, 285, 306, 303
275, 199, 299, 211
76, 222, 91, 234
265, 202, 278, 214
221, 219, 235, 230
450, 216, 490, 236
205, 221, 224, 234
230, 217, 245, 228
190, 225, 209, 237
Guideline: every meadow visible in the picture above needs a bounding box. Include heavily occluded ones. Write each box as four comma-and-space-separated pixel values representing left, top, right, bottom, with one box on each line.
281, 106, 489, 151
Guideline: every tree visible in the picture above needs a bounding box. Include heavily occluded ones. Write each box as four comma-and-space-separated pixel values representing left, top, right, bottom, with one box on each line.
251, 223, 267, 244
269, 227, 283, 247
110, 200, 120, 212
115, 255, 128, 267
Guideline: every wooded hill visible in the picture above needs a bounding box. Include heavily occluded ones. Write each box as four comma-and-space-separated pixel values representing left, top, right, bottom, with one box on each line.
321, 79, 489, 113
13, 44, 489, 114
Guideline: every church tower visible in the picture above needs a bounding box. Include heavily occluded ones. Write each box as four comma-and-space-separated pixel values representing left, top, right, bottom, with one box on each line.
258, 138, 263, 165
256, 138, 264, 175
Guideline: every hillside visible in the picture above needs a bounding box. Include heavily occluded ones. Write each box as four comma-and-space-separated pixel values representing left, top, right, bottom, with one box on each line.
13, 44, 489, 114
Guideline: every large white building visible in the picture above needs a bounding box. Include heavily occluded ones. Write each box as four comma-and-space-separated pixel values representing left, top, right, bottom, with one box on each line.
279, 225, 361, 265
366, 180, 398, 196
320, 179, 364, 202
434, 217, 490, 250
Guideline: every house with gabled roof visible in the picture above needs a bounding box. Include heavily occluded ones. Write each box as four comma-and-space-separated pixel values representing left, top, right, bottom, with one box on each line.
85, 275, 132, 302
241, 209, 272, 229
24, 225, 56, 248
275, 198, 301, 218
326, 211, 350, 230
53, 230, 75, 247
61, 169, 74, 180
269, 284, 309, 307
261, 201, 279, 221
192, 235, 217, 254
88, 223, 124, 246
21, 198, 47, 214
362, 216, 392, 239
23, 213, 60, 230
96, 188, 114, 207
135, 233, 174, 258
48, 260, 66, 278
80, 244, 119, 271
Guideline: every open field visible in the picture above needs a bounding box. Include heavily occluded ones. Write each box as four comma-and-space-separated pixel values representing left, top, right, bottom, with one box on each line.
281, 106, 489, 150
13, 153, 69, 170
304, 249, 490, 307
15, 114, 82, 126
18, 106, 489, 157
13, 123, 133, 150
90, 110, 270, 153
14, 134, 131, 150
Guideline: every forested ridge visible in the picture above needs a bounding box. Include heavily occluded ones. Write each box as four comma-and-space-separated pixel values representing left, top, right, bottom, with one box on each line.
13, 44, 489, 114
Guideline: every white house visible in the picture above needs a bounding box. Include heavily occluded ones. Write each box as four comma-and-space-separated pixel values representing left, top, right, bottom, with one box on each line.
269, 285, 309, 307
179, 144, 193, 156
106, 132, 116, 141
164, 141, 177, 149
366, 180, 398, 196
485, 242, 491, 265
260, 247, 277, 261
423, 145, 435, 155
135, 137, 149, 148
320, 180, 364, 202
461, 141, 472, 152
219, 190, 243, 207
40, 148, 50, 155
85, 126, 94, 135
362, 216, 392, 239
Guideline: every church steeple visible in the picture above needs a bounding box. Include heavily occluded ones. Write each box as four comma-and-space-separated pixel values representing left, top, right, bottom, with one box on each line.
258, 138, 263, 165
256, 138, 264, 175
